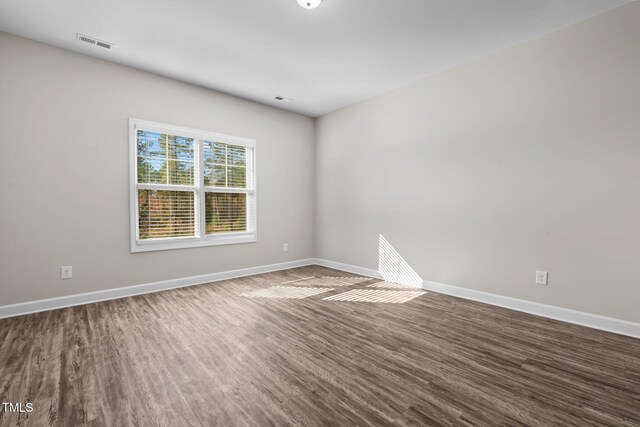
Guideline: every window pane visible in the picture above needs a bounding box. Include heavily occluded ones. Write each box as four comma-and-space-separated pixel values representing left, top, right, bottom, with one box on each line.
136, 130, 165, 157
137, 157, 165, 184
138, 190, 195, 239
205, 193, 247, 234
228, 166, 246, 188
167, 160, 194, 185
137, 131, 194, 185
227, 144, 246, 166
204, 164, 226, 187
204, 140, 226, 165
203, 141, 228, 187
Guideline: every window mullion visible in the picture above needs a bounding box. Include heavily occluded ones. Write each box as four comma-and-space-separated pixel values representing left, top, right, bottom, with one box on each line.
203, 187, 252, 194
137, 183, 197, 192
248, 147, 255, 233
198, 136, 206, 240
225, 144, 229, 188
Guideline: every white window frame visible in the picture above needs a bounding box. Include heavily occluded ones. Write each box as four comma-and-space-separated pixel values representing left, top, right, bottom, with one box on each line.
129, 118, 257, 252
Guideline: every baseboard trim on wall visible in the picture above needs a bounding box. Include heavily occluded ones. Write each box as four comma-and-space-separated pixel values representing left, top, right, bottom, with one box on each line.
0, 259, 315, 319
3, 257, 639, 339
314, 258, 383, 280
314, 258, 640, 339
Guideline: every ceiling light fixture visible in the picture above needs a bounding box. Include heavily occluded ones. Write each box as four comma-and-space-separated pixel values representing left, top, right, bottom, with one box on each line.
296, 0, 322, 9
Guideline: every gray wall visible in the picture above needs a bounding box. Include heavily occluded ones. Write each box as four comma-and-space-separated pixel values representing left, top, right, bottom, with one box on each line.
316, 2, 640, 322
0, 32, 315, 306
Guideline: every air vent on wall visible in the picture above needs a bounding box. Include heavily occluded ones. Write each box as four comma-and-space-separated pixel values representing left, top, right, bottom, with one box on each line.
76, 33, 113, 50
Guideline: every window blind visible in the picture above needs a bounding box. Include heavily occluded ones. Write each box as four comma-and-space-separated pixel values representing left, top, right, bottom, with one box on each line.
203, 140, 252, 234
138, 190, 195, 239
205, 192, 247, 233
203, 141, 247, 188
137, 131, 195, 186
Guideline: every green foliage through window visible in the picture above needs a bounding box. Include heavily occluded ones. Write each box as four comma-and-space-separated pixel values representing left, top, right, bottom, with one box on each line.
205, 193, 247, 234
138, 190, 195, 239
203, 141, 247, 188
137, 131, 194, 186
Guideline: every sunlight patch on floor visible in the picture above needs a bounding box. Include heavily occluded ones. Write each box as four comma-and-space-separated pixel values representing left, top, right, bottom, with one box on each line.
323, 289, 426, 304
282, 276, 371, 287
280, 276, 316, 285
378, 235, 423, 288
242, 287, 334, 299
367, 281, 419, 289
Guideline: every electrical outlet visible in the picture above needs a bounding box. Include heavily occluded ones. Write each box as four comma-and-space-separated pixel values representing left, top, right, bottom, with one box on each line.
283, 243, 288, 252
535, 270, 548, 286
61, 266, 73, 280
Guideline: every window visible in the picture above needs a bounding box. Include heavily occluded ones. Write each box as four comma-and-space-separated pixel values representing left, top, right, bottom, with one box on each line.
130, 119, 256, 252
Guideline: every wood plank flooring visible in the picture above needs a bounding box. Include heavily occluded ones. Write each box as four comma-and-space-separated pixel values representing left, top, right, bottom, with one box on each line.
1, 265, 639, 426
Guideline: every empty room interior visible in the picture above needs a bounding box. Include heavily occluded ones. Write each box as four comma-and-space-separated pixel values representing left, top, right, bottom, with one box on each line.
1, 0, 640, 425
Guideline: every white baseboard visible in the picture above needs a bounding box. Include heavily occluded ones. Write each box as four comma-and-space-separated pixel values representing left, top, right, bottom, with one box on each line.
314, 258, 383, 280
314, 258, 640, 339
4, 257, 639, 340
0, 259, 315, 319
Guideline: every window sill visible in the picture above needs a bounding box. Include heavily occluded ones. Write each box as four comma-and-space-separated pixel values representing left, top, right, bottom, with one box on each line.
131, 233, 257, 253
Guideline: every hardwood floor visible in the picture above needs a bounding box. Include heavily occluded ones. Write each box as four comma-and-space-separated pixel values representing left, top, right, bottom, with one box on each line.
1, 265, 639, 426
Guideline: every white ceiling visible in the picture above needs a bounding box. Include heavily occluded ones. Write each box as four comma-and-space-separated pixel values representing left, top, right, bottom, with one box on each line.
0, 0, 633, 117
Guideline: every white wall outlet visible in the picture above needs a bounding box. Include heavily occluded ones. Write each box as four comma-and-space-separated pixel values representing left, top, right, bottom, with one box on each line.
283, 243, 288, 252
535, 270, 548, 286
61, 266, 73, 279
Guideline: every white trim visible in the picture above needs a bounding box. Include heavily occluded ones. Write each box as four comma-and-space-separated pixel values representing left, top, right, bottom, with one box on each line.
129, 118, 138, 247
196, 133, 204, 239
131, 119, 257, 146
0, 259, 314, 319
249, 142, 257, 239
313, 258, 640, 339
202, 132, 256, 148
136, 183, 197, 192
203, 187, 254, 194
314, 258, 382, 280
132, 233, 257, 252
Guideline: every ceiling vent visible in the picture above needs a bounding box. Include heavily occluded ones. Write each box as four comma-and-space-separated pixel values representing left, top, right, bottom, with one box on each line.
76, 33, 113, 50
